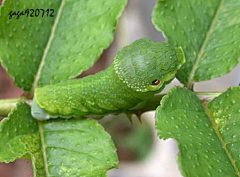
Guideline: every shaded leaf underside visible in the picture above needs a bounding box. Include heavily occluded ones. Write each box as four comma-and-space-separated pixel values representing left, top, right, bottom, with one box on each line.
155, 87, 240, 177
152, 0, 240, 85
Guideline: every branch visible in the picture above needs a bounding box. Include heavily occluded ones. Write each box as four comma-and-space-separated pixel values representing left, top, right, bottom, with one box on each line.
196, 92, 222, 101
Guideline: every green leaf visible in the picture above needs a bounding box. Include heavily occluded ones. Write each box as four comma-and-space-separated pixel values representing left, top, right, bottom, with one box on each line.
208, 87, 240, 175
0, 101, 45, 176
0, 102, 118, 176
152, 0, 240, 86
155, 86, 240, 176
0, 0, 127, 91
38, 119, 118, 177
0, 0, 61, 91
0, 102, 39, 162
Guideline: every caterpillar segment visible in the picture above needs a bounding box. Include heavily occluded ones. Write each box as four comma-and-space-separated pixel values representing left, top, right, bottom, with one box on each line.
31, 38, 185, 120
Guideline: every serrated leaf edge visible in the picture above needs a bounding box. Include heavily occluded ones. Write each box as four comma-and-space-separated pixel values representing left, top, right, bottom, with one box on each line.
0, 0, 29, 90
152, 0, 240, 86
155, 86, 240, 177
155, 86, 190, 177
32, 0, 127, 91
37, 119, 119, 177
0, 101, 31, 163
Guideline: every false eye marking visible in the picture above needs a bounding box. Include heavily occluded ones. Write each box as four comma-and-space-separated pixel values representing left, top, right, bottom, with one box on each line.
151, 79, 161, 85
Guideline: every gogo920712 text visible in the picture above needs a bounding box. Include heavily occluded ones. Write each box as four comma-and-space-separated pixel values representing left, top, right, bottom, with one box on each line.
9, 9, 55, 19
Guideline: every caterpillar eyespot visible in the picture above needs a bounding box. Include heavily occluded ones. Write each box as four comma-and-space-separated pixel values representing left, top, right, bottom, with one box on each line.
31, 38, 185, 120
151, 79, 161, 86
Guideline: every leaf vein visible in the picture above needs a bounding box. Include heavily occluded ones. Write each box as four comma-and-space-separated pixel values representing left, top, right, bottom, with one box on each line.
187, 0, 225, 88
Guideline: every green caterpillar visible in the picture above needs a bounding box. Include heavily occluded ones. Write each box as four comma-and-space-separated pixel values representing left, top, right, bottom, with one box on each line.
31, 38, 185, 120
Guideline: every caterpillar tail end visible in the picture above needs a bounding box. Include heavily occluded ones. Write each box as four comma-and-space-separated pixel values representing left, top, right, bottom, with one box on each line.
31, 99, 51, 121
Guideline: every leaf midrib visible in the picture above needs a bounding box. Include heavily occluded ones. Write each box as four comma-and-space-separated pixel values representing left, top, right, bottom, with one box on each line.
203, 102, 240, 177
187, 0, 225, 88
38, 121, 50, 177
30, 0, 66, 95
33, 1, 66, 175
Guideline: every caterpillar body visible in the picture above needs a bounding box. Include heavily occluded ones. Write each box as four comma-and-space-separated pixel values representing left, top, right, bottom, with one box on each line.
31, 38, 185, 120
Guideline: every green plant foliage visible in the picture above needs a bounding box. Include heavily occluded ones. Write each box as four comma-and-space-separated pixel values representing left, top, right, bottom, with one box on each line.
208, 87, 240, 174
1, 0, 239, 176
0, 0, 60, 91
0, 102, 118, 176
0, 102, 45, 176
1, 1, 125, 175
152, 0, 240, 86
0, 102, 40, 162
0, 0, 127, 91
38, 119, 118, 177
155, 86, 240, 176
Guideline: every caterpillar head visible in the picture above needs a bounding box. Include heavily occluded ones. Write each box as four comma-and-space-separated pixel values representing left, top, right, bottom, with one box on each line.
114, 38, 185, 92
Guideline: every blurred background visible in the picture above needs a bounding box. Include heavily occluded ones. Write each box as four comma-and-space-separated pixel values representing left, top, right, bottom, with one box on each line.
0, 0, 240, 177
